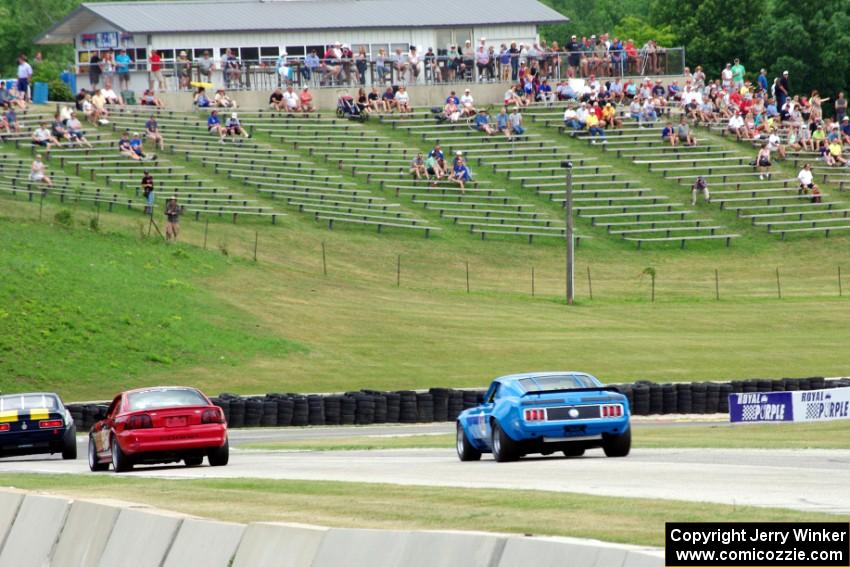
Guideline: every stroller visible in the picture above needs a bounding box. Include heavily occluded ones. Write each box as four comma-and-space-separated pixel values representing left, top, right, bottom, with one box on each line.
336, 93, 368, 122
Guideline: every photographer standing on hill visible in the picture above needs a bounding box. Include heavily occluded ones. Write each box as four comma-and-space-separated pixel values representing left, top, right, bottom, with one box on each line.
165, 196, 181, 241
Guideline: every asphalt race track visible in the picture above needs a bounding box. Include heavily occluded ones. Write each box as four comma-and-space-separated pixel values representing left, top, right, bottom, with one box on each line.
1, 423, 848, 516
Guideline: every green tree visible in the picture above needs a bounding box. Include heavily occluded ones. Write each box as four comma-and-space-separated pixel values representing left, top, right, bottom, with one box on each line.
612, 15, 675, 46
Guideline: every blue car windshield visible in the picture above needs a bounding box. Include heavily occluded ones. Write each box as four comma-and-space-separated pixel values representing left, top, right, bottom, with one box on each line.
519, 374, 598, 392
0, 394, 59, 411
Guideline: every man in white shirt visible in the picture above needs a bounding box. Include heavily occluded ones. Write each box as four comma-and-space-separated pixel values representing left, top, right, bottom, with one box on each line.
563, 107, 582, 130
16, 55, 32, 101
797, 163, 816, 195
101, 87, 123, 105
766, 129, 786, 159
282, 86, 300, 112
720, 63, 733, 90
31, 122, 59, 151
727, 113, 746, 138
460, 89, 476, 116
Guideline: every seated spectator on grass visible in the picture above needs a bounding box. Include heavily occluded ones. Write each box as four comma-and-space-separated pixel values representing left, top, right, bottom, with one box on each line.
586, 112, 606, 143
269, 87, 285, 111
840, 117, 850, 144
368, 87, 381, 113
226, 112, 250, 139
474, 109, 495, 135
207, 110, 226, 142
677, 117, 696, 146
394, 86, 412, 113
563, 106, 583, 130
828, 140, 848, 167
538, 79, 554, 104
100, 87, 123, 105
797, 163, 817, 195
142, 170, 155, 214
140, 89, 164, 107
602, 103, 621, 129
91, 90, 110, 124
443, 99, 461, 123
504, 86, 521, 107
130, 132, 151, 160
214, 88, 237, 109
356, 88, 370, 114
509, 107, 525, 136
424, 152, 444, 184
810, 184, 822, 203
449, 151, 472, 192
3, 107, 19, 134
51, 113, 71, 143
628, 98, 642, 121
496, 108, 510, 139
445, 90, 460, 105
282, 85, 300, 113
410, 152, 429, 180
727, 112, 748, 138
460, 89, 476, 116
300, 87, 316, 113
29, 154, 52, 188
66, 112, 92, 148
766, 129, 785, 160
145, 114, 165, 151
32, 122, 59, 151
118, 131, 141, 160
381, 87, 396, 112
556, 81, 576, 101
640, 98, 658, 127
194, 87, 210, 108
691, 176, 709, 205
661, 122, 677, 146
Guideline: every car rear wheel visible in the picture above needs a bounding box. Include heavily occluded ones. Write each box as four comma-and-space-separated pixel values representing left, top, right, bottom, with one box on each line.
111, 437, 133, 473
456, 422, 481, 462
88, 436, 108, 472
562, 447, 585, 458
62, 425, 77, 460
491, 421, 520, 463
208, 437, 229, 467
602, 428, 631, 458
184, 456, 203, 467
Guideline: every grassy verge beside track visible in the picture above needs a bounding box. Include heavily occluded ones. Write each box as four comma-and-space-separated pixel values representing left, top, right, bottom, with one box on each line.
240, 422, 850, 451
0, 473, 841, 546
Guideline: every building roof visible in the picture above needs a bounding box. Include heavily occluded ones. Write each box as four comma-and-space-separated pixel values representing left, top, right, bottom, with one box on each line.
37, 0, 569, 44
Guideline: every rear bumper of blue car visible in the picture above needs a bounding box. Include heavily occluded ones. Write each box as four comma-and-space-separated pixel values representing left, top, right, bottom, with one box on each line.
0, 428, 69, 455
510, 417, 630, 443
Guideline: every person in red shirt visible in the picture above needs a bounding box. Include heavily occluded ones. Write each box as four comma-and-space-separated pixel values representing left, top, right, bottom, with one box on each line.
299, 87, 315, 113
149, 50, 164, 92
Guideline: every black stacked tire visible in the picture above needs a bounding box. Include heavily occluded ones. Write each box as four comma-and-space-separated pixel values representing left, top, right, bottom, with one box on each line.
323, 396, 342, 426
691, 383, 707, 414
416, 393, 434, 422
398, 391, 418, 423
261, 399, 278, 427
372, 393, 388, 424
661, 384, 677, 414
784, 378, 800, 391
808, 377, 826, 390
447, 390, 464, 421
772, 379, 786, 392
717, 383, 732, 413
430, 388, 450, 421
341, 396, 357, 425
728, 381, 746, 394
229, 398, 246, 428
385, 392, 401, 423
462, 390, 479, 410
648, 383, 663, 415
307, 395, 325, 426
245, 398, 263, 427
675, 383, 692, 414
277, 397, 294, 426
705, 383, 720, 414
631, 385, 650, 416
743, 380, 758, 393
291, 397, 309, 426
354, 393, 375, 425
757, 379, 773, 393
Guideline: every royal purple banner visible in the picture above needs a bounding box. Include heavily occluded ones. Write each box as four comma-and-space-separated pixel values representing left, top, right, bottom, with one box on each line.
729, 392, 794, 423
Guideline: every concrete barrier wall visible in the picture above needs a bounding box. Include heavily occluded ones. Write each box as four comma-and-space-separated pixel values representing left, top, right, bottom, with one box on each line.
0, 490, 663, 567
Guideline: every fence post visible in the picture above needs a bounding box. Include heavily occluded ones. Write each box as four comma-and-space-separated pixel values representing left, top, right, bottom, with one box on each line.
586, 265, 593, 300
839, 266, 843, 297
465, 261, 470, 293
203, 219, 209, 250
321, 242, 327, 276
253, 231, 258, 262
531, 266, 535, 297
775, 267, 782, 299
396, 254, 401, 287
715, 268, 720, 301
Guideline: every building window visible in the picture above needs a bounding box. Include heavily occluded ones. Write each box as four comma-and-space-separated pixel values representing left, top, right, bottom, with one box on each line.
193, 48, 213, 59
241, 47, 259, 63
285, 45, 305, 59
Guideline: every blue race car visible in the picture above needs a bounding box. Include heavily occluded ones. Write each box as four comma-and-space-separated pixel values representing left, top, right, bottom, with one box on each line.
0, 392, 77, 460
456, 371, 630, 462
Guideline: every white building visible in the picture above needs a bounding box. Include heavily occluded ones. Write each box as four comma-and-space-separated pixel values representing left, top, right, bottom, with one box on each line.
37, 0, 568, 94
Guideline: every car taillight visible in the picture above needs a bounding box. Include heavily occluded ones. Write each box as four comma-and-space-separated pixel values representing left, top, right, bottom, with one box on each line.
0, 423, 9, 432
126, 414, 153, 429
39, 419, 64, 428
201, 408, 223, 424
601, 405, 623, 418
523, 408, 547, 421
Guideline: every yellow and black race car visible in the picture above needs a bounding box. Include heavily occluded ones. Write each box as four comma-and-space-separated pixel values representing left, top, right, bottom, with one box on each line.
0, 392, 77, 460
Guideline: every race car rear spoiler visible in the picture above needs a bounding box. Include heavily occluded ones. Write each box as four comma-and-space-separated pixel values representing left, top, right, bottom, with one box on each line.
520, 386, 622, 397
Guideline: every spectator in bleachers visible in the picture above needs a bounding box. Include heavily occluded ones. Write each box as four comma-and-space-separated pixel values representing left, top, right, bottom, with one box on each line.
475, 45, 490, 82
356, 88, 370, 114
776, 71, 790, 110
145, 114, 165, 151
449, 151, 472, 192
425, 47, 443, 83
193, 87, 211, 108
269, 87, 284, 111
509, 107, 525, 137
214, 88, 238, 109
639, 97, 659, 127
538, 79, 554, 104
355, 46, 369, 85
474, 109, 495, 135
766, 129, 785, 160
100, 86, 123, 106
677, 117, 696, 146
3, 107, 19, 133
225, 112, 250, 139
300, 87, 315, 113
374, 48, 388, 85
443, 97, 461, 123
32, 122, 59, 152
827, 140, 848, 167
28, 154, 52, 188
797, 163, 816, 196
16, 54, 32, 102
303, 49, 320, 83
177, 51, 192, 90
130, 132, 151, 160
602, 103, 621, 129
504, 85, 525, 108
563, 105, 583, 130
197, 51, 215, 84
282, 85, 299, 113
691, 176, 709, 206
841, 117, 850, 145
118, 131, 140, 160
408, 47, 421, 83
89, 51, 103, 90
586, 110, 606, 143
381, 87, 396, 112
142, 171, 155, 214
148, 50, 164, 92
116, 48, 132, 92
394, 86, 412, 114
141, 89, 165, 108
496, 107, 510, 139
424, 152, 443, 185
835, 92, 847, 123
275, 50, 292, 86
207, 110, 226, 142
66, 112, 92, 148
756, 143, 772, 180
410, 153, 429, 180
727, 112, 748, 138
165, 197, 181, 241
460, 89, 476, 116
51, 113, 71, 144
222, 49, 242, 89
322, 43, 343, 85
368, 87, 381, 113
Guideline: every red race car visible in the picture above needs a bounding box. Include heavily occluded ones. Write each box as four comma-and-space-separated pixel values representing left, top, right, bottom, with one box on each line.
88, 386, 228, 473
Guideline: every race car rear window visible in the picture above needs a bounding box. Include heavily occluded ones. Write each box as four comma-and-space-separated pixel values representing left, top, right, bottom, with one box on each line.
519, 375, 597, 392
127, 389, 207, 411
0, 394, 59, 411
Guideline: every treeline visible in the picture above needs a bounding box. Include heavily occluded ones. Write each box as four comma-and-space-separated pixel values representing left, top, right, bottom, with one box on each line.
541, 0, 849, 99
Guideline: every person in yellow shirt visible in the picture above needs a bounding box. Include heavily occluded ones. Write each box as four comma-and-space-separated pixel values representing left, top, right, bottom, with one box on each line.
601, 103, 621, 128
828, 141, 848, 166
586, 112, 606, 144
